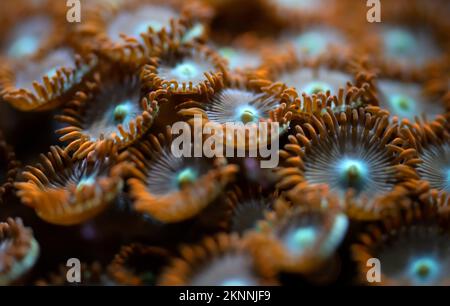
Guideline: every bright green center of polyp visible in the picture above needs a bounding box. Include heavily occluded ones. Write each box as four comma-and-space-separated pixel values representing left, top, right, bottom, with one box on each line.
220, 47, 235, 59
182, 23, 205, 43
176, 168, 198, 188
398, 98, 410, 110
284, 227, 317, 256
236, 105, 258, 124
389, 94, 417, 118
134, 21, 163, 36
346, 164, 360, 182
8, 35, 40, 58
240, 110, 255, 124
174, 62, 199, 80
385, 29, 416, 55
337, 159, 368, 192
303, 81, 331, 95
416, 263, 431, 278
221, 278, 250, 286
77, 176, 96, 191
408, 257, 440, 284
113, 104, 130, 123
45, 67, 59, 79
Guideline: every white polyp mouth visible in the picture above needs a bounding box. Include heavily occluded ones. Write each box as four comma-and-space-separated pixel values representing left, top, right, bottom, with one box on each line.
408, 257, 441, 284
283, 226, 318, 256
236, 105, 259, 123
175, 167, 198, 188
302, 81, 332, 95
335, 158, 369, 191
107, 5, 179, 42
384, 28, 417, 56
76, 175, 96, 191
113, 101, 133, 123
8, 35, 40, 58
173, 61, 200, 81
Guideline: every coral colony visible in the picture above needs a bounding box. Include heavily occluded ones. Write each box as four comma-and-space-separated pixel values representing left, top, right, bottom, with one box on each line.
0, 0, 449, 286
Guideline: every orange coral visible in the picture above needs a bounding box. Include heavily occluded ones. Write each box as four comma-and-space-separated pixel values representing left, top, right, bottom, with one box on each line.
246, 185, 347, 278
158, 233, 277, 285
276, 106, 421, 220
177, 73, 292, 151
351, 190, 450, 286
108, 243, 172, 285
121, 126, 238, 223
0, 217, 39, 285
141, 42, 226, 97
0, 48, 97, 111
56, 63, 160, 159
15, 141, 124, 225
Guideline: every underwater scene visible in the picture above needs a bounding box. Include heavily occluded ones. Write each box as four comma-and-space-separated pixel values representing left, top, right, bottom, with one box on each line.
0, 0, 449, 287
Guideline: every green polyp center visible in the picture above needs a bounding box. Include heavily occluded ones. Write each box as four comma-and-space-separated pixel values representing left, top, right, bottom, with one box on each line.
0, 238, 40, 286
135, 21, 162, 35
343, 164, 363, 186
385, 29, 416, 55
416, 263, 430, 278
295, 28, 344, 57
296, 32, 325, 55
77, 176, 96, 191
311, 85, 325, 95
113, 103, 130, 123
337, 159, 368, 192
292, 228, 316, 246
284, 226, 317, 256
182, 23, 205, 43
45, 67, 58, 79
8, 35, 39, 58
221, 278, 250, 286
219, 47, 236, 61
397, 96, 411, 110
303, 81, 331, 95
176, 168, 198, 188
390, 94, 416, 117
236, 105, 258, 124
346, 164, 360, 182
240, 110, 255, 124
409, 257, 439, 284
174, 61, 199, 80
